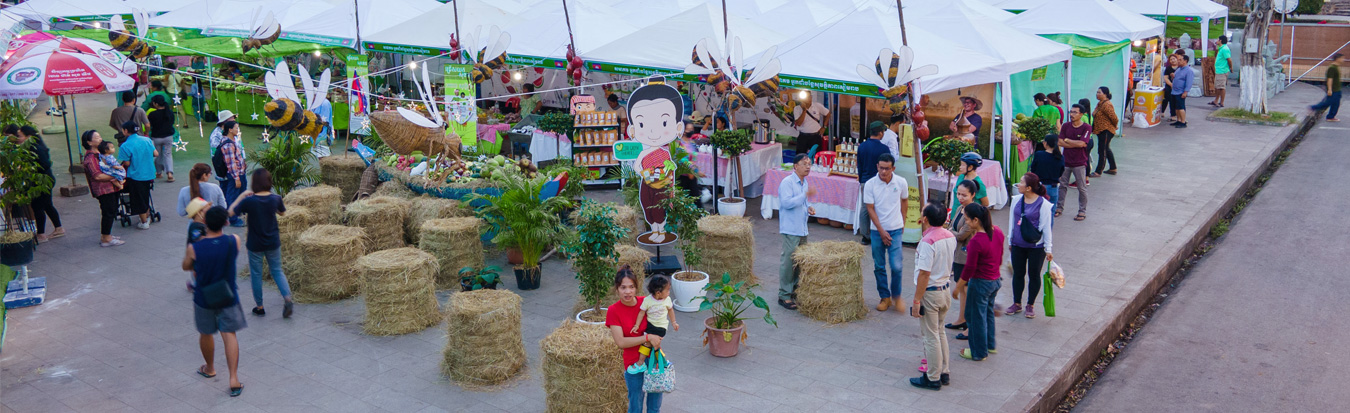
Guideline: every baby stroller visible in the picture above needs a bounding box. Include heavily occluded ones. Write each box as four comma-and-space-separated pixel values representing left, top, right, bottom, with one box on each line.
117, 181, 163, 227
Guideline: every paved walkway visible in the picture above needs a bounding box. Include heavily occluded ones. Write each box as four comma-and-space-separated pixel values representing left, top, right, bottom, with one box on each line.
1075, 119, 1350, 412
0, 84, 1326, 413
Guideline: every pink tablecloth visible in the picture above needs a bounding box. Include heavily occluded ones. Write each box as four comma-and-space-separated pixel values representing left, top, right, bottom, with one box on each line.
693, 143, 782, 198
763, 170, 860, 210
477, 123, 511, 143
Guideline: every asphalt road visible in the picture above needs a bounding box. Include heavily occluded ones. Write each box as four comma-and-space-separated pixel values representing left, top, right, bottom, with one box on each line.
1076, 120, 1350, 411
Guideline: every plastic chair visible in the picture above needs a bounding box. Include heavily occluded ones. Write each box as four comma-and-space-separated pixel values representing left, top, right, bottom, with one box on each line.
814, 151, 836, 169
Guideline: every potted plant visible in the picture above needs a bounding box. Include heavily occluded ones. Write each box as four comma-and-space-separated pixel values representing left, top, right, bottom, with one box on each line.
0, 137, 52, 267
458, 265, 502, 291
469, 169, 571, 290
710, 129, 752, 216
563, 200, 628, 324
696, 272, 776, 357
250, 133, 319, 195
659, 185, 709, 312
921, 137, 976, 199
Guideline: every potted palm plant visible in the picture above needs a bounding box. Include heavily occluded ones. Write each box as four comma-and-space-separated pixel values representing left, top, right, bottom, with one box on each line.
697, 272, 776, 357
0, 136, 52, 267
659, 185, 709, 312
469, 169, 571, 290
710, 129, 752, 216
563, 200, 628, 324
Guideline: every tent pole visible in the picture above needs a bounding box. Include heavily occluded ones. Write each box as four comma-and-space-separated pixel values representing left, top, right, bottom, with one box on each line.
59, 95, 73, 170
1201, 17, 1210, 58
1002, 78, 1012, 181
1064, 60, 1072, 116
353, 0, 362, 52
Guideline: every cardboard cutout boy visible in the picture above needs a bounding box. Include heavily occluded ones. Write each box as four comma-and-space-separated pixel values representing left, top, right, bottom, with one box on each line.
627, 82, 684, 244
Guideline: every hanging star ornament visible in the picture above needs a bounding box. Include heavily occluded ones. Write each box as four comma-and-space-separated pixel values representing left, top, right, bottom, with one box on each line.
173, 140, 189, 152
172, 95, 183, 105
260, 130, 271, 143
298, 135, 312, 144
251, 112, 260, 121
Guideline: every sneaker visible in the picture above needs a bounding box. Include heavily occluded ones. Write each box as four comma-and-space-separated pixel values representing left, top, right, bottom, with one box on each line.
940, 373, 950, 385
1025, 305, 1036, 319
283, 301, 294, 318
252, 307, 266, 316
100, 239, 126, 247
909, 375, 942, 390
137, 221, 151, 230
1174, 123, 1187, 128
860, 236, 871, 246
626, 363, 647, 374
1006, 303, 1022, 315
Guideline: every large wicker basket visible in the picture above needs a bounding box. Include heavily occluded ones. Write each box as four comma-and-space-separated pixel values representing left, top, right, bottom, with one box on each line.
370, 111, 462, 160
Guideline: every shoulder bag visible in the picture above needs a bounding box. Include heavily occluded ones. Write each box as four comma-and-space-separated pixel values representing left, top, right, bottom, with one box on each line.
1017, 200, 1043, 245
198, 235, 238, 309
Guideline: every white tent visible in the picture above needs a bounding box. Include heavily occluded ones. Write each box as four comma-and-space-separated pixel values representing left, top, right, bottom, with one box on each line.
726, 0, 794, 17
504, 0, 636, 61
976, 0, 1052, 12
606, 0, 711, 29
362, 0, 517, 54
756, 0, 852, 28
150, 0, 338, 40
7, 0, 184, 26
1111, 0, 1228, 57
1006, 0, 1164, 43
582, 3, 787, 74
284, 0, 441, 48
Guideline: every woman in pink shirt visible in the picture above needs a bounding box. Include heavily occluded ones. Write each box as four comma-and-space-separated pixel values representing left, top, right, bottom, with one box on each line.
956, 203, 1004, 361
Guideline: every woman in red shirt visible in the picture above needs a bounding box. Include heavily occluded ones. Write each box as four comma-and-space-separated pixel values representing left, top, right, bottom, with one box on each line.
955, 203, 1004, 361
606, 266, 664, 412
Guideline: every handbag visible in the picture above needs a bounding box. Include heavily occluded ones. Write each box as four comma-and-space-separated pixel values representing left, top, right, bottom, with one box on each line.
1041, 263, 1057, 317
641, 349, 676, 393
1017, 200, 1043, 244
200, 278, 236, 309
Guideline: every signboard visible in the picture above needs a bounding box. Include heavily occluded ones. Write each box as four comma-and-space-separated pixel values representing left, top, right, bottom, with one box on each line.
777, 74, 882, 98
347, 54, 370, 135
444, 63, 477, 148
1030, 67, 1048, 82
363, 42, 447, 56
611, 141, 643, 161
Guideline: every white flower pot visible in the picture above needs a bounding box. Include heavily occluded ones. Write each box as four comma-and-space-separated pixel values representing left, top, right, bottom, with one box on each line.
575, 308, 606, 325
671, 270, 709, 312
717, 197, 746, 217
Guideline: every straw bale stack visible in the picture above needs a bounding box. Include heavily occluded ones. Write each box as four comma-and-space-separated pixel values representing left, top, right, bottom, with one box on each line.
696, 215, 756, 284
419, 217, 485, 289
794, 241, 867, 323
291, 225, 366, 302
357, 248, 441, 335
319, 155, 367, 203
406, 197, 468, 245
442, 289, 526, 386
540, 321, 626, 412
284, 185, 342, 224
345, 196, 410, 252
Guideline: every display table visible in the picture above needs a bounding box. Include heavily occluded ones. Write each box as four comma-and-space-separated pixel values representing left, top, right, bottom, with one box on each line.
926, 159, 1008, 209
528, 130, 571, 163
476, 123, 511, 154
205, 87, 349, 131
761, 170, 861, 229
694, 142, 781, 199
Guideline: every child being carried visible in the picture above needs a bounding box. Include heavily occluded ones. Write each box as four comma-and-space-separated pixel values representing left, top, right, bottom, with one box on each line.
627, 275, 678, 374
97, 141, 127, 191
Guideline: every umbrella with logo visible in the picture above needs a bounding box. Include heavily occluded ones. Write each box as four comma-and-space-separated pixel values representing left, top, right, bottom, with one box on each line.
5, 33, 137, 75
0, 44, 136, 195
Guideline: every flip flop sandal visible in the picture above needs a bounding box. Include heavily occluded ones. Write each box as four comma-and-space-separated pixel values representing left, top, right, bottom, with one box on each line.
230, 385, 244, 397
197, 365, 216, 378
778, 299, 799, 310
1055, 209, 1064, 218
1074, 213, 1086, 221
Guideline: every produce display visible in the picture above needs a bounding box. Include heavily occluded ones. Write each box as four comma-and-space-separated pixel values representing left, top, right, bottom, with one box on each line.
384, 153, 537, 185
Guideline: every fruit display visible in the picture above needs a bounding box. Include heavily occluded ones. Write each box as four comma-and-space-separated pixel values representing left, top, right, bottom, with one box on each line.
387, 153, 538, 185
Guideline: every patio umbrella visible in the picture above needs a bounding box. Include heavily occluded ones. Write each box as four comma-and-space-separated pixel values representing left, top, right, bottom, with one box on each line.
0, 45, 136, 183
6, 33, 137, 74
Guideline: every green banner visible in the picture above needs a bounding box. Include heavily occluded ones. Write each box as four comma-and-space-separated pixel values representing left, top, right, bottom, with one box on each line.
585, 61, 700, 82
444, 63, 478, 148
776, 74, 880, 98
364, 42, 447, 56
45, 28, 346, 59
348, 54, 371, 135
53, 14, 129, 23
505, 54, 566, 70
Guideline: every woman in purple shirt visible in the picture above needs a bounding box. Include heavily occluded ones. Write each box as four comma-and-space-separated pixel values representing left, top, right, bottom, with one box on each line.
1006, 173, 1055, 318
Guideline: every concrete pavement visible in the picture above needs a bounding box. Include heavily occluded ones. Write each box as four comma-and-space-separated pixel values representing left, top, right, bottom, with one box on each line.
0, 83, 1330, 412
1075, 119, 1350, 412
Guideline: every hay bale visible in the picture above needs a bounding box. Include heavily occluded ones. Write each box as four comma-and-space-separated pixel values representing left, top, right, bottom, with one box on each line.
696, 215, 756, 284
406, 197, 468, 245
284, 185, 343, 224
320, 155, 367, 203
570, 203, 643, 245
292, 225, 366, 302
345, 196, 411, 252
419, 217, 485, 289
442, 289, 525, 386
794, 241, 867, 323
374, 181, 415, 199
278, 206, 321, 275
540, 321, 627, 412
357, 248, 441, 335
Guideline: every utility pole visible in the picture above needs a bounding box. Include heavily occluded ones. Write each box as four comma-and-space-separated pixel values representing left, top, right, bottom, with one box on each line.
1239, 0, 1273, 114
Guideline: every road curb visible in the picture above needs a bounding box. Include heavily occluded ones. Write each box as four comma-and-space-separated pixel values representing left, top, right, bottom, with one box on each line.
1026, 112, 1319, 413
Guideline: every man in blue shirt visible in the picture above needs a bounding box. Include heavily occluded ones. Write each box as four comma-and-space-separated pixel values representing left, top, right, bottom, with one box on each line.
1171, 54, 1194, 128
117, 121, 159, 229
778, 154, 816, 310
856, 121, 890, 245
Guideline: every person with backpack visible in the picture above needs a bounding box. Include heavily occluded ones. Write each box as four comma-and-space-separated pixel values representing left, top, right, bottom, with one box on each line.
214, 120, 247, 227
183, 206, 247, 397
208, 110, 238, 156
1006, 173, 1055, 319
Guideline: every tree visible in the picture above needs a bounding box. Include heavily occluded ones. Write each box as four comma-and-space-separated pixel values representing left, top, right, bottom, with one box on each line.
1239, 0, 1274, 114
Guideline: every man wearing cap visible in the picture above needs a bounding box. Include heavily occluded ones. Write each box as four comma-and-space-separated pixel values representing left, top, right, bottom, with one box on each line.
856, 121, 890, 246
209, 110, 238, 156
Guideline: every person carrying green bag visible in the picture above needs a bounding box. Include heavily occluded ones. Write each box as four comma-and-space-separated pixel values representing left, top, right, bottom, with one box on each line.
1042, 261, 1065, 317
1006, 173, 1055, 319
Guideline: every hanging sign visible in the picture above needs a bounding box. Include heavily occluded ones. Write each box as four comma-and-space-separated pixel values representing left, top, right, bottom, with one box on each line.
612, 141, 643, 161
347, 54, 370, 135
1030, 67, 1048, 82
444, 63, 478, 148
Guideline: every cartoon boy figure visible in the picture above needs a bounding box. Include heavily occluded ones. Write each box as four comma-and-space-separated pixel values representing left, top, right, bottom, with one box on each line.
627, 82, 684, 244
570, 94, 596, 115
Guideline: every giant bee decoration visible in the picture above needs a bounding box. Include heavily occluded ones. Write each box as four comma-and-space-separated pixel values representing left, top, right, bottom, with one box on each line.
262, 61, 330, 139
108, 9, 155, 60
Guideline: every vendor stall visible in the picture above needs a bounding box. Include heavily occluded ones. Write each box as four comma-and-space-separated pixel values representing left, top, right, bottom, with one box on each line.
761, 169, 860, 230
694, 142, 782, 199
206, 87, 349, 131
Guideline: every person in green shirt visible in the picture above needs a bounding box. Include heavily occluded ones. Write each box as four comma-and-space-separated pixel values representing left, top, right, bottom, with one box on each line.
142, 80, 171, 112
950, 152, 990, 222
1209, 36, 1232, 108
1309, 53, 1343, 122
1032, 93, 1061, 127
519, 83, 542, 115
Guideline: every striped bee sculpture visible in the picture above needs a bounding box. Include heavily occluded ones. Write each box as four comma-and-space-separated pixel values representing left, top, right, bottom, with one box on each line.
262, 61, 331, 140
684, 33, 782, 113
458, 25, 510, 84
107, 9, 155, 60
855, 47, 938, 102
242, 10, 282, 55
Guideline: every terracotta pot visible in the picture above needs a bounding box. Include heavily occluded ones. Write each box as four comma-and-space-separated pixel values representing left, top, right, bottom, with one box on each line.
816, 217, 831, 225
704, 318, 746, 358
506, 248, 524, 265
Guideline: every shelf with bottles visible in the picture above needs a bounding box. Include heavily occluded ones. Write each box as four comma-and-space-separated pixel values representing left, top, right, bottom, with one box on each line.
571, 128, 621, 148
828, 152, 860, 178
573, 111, 621, 128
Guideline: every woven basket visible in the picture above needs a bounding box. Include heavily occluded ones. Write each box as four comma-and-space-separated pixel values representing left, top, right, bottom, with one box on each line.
369, 111, 461, 160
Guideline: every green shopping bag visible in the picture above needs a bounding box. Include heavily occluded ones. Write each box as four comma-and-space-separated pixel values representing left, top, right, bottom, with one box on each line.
1042, 263, 1056, 317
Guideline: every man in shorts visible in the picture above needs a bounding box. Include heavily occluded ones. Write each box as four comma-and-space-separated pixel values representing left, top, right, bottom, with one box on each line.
1209, 36, 1231, 108
117, 121, 158, 229
183, 207, 247, 397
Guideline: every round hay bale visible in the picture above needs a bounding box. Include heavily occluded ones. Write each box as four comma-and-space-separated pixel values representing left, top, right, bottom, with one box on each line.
419, 217, 485, 289
406, 197, 468, 245
696, 215, 756, 284
320, 155, 367, 203
794, 241, 867, 323
540, 321, 627, 412
345, 196, 410, 252
442, 289, 525, 386
284, 185, 343, 224
357, 247, 441, 335
292, 225, 366, 302
373, 181, 415, 199
277, 206, 321, 275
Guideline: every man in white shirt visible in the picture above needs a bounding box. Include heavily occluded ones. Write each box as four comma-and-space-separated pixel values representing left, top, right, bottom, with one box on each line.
864, 153, 908, 312
910, 202, 957, 390
880, 115, 902, 161
792, 94, 829, 155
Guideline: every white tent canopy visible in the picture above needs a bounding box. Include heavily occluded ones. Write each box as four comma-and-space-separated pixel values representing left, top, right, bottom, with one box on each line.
504, 0, 636, 61
976, 0, 1052, 12
757, 0, 852, 28
362, 0, 517, 53
284, 0, 441, 46
1111, 0, 1228, 20
903, 1, 1072, 74
7, 0, 184, 24
1006, 0, 1164, 43
150, 0, 338, 37
582, 3, 787, 72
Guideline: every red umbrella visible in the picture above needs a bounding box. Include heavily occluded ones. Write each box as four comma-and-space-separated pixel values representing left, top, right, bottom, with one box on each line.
0, 46, 135, 99
6, 33, 136, 74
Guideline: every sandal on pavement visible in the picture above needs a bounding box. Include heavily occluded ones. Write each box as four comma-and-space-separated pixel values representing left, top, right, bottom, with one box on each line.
1074, 213, 1086, 221
959, 349, 984, 361
1106, 169, 1117, 175
230, 385, 244, 397
197, 365, 216, 378
778, 298, 799, 310
1088, 173, 1102, 178
100, 239, 126, 247
1055, 208, 1063, 218
49, 228, 65, 239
